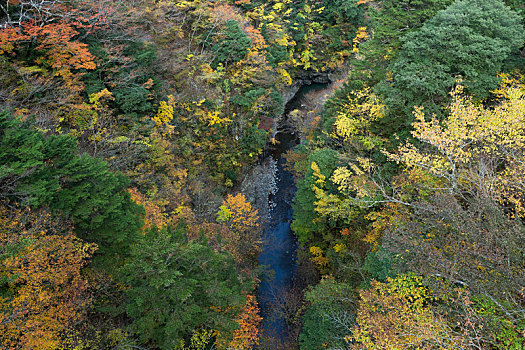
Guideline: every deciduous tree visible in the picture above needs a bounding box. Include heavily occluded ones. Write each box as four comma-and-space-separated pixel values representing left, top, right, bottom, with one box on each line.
0, 204, 96, 350
217, 193, 261, 266
229, 294, 262, 349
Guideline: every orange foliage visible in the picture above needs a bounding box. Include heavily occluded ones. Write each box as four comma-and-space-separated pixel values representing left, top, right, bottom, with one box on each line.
128, 187, 168, 231
229, 294, 262, 349
218, 194, 261, 265
25, 22, 95, 89
0, 21, 96, 95
340, 228, 350, 236
31, 23, 95, 74
0, 0, 102, 92
221, 193, 259, 233
245, 25, 267, 51
211, 4, 243, 25
0, 26, 28, 54
0, 205, 96, 350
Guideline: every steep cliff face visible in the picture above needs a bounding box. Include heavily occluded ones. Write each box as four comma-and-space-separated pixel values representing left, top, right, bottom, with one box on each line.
281, 71, 334, 106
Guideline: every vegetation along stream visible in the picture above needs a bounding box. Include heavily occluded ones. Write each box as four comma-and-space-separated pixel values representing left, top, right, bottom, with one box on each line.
258, 83, 331, 348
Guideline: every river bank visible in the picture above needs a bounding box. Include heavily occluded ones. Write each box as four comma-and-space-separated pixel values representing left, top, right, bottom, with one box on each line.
255, 82, 335, 349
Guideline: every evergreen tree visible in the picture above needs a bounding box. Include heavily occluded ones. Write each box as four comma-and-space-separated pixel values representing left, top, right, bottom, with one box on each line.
120, 224, 246, 349
0, 111, 143, 255
212, 20, 251, 68
391, 0, 523, 107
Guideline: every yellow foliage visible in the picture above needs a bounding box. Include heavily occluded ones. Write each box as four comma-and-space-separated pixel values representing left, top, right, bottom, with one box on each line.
352, 27, 368, 53
351, 275, 460, 349
332, 88, 385, 147
364, 203, 407, 248
387, 81, 525, 215
277, 67, 292, 86
153, 100, 174, 128
0, 205, 96, 350
333, 243, 347, 254
310, 246, 329, 266
221, 193, 259, 231
216, 205, 232, 222
331, 166, 353, 192
217, 194, 261, 263
311, 161, 363, 220
88, 88, 113, 108
330, 158, 374, 200
203, 110, 232, 126
60, 88, 114, 142
176, 329, 214, 350
311, 161, 326, 185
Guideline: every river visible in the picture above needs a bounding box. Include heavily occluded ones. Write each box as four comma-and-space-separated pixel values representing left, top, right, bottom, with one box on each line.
258, 83, 330, 349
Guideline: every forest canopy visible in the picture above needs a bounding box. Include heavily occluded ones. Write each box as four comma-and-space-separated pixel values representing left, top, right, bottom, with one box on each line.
0, 0, 524, 348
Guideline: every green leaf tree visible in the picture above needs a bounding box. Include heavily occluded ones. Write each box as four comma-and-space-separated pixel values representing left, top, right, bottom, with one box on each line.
299, 277, 355, 350
391, 0, 523, 107
292, 148, 339, 244
120, 224, 246, 350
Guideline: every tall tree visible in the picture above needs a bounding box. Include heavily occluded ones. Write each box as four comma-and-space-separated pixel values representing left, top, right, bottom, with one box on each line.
348, 81, 525, 347
120, 224, 246, 350
0, 111, 143, 256
229, 294, 262, 349
390, 0, 523, 108
212, 20, 251, 68
351, 274, 462, 350
217, 193, 261, 266
380, 82, 525, 316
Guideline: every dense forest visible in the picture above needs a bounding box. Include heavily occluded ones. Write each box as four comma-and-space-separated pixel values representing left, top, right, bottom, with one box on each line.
1, 0, 525, 348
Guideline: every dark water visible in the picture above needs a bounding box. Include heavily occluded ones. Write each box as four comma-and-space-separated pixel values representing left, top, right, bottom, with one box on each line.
258, 83, 329, 347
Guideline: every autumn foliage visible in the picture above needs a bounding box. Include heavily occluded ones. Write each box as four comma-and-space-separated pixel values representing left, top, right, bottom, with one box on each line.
128, 187, 168, 231
0, 204, 96, 349
229, 294, 262, 349
0, 19, 97, 89
351, 275, 456, 349
2, 0, 524, 347
217, 193, 261, 265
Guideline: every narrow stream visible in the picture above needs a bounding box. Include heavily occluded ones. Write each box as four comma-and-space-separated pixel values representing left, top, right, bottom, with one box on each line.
258, 83, 329, 348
